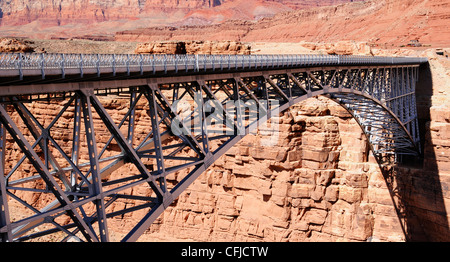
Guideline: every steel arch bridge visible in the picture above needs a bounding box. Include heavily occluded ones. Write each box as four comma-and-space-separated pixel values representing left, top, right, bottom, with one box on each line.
0, 53, 427, 242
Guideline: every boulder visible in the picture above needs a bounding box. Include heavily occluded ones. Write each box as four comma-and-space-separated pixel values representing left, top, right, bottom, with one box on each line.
135, 41, 186, 54
135, 40, 251, 55
0, 38, 34, 53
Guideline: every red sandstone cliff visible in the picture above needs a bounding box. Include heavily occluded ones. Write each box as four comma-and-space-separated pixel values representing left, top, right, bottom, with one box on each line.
0, 0, 358, 39
116, 0, 450, 48
0, 0, 355, 27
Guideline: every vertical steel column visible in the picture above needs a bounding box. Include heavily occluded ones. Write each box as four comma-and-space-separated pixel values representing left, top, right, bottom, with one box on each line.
393, 66, 408, 161
80, 90, 109, 242
194, 82, 210, 155
399, 67, 406, 123
0, 123, 11, 242
147, 85, 167, 194
71, 97, 82, 190
261, 77, 271, 118
0, 104, 97, 242
393, 68, 400, 118
411, 67, 421, 152
233, 78, 244, 136
127, 90, 137, 144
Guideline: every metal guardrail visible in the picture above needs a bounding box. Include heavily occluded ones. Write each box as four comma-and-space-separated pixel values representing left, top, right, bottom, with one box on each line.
0, 53, 428, 79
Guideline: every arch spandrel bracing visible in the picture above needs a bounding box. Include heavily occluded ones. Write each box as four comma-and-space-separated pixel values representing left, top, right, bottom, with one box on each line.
0, 53, 426, 242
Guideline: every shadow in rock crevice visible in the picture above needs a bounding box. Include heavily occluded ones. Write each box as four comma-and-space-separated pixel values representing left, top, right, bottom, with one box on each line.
387, 61, 450, 241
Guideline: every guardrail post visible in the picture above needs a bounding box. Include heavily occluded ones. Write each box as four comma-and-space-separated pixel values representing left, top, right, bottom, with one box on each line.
40, 53, 45, 80
80, 54, 84, 78
164, 54, 167, 74
112, 54, 116, 76
140, 54, 144, 75
18, 53, 23, 80
126, 54, 130, 76
61, 54, 65, 79
195, 54, 199, 72
175, 55, 178, 73
202, 55, 206, 72
152, 54, 156, 75
96, 54, 100, 77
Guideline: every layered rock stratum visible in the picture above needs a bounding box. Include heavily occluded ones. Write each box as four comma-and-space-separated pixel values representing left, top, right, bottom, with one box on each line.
0, 0, 358, 39
0, 0, 354, 26
116, 0, 450, 48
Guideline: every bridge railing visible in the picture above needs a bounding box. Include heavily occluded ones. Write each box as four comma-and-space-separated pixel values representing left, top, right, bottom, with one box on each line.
0, 53, 428, 74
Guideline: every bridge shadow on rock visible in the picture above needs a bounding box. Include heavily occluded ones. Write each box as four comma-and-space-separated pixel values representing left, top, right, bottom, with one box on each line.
387, 61, 450, 241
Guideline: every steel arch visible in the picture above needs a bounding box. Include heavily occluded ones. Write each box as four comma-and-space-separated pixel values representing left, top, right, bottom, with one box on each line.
0, 55, 424, 242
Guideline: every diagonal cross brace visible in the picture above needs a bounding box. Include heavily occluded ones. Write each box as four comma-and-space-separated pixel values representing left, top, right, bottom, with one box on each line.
0, 104, 97, 242
145, 85, 206, 158
85, 91, 166, 200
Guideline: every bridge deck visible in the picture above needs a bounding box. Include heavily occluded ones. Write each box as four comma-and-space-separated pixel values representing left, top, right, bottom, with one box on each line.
0, 53, 427, 92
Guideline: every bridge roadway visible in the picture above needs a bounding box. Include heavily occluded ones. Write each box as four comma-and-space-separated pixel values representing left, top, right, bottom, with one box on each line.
0, 53, 428, 242
0, 53, 427, 92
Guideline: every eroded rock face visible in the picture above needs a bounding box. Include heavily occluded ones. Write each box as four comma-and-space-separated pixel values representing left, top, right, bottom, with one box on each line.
116, 0, 450, 49
0, 0, 357, 26
0, 38, 34, 53
299, 41, 374, 56
0, 0, 228, 26
135, 41, 187, 55
135, 41, 251, 55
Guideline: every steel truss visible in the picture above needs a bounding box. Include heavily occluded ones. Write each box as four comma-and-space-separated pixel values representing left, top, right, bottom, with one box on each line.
0, 64, 421, 242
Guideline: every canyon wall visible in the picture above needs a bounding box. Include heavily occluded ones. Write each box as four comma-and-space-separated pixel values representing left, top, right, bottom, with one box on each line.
270, 0, 355, 9
0, 0, 359, 39
0, 0, 356, 27
115, 0, 450, 48
0, 0, 226, 26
